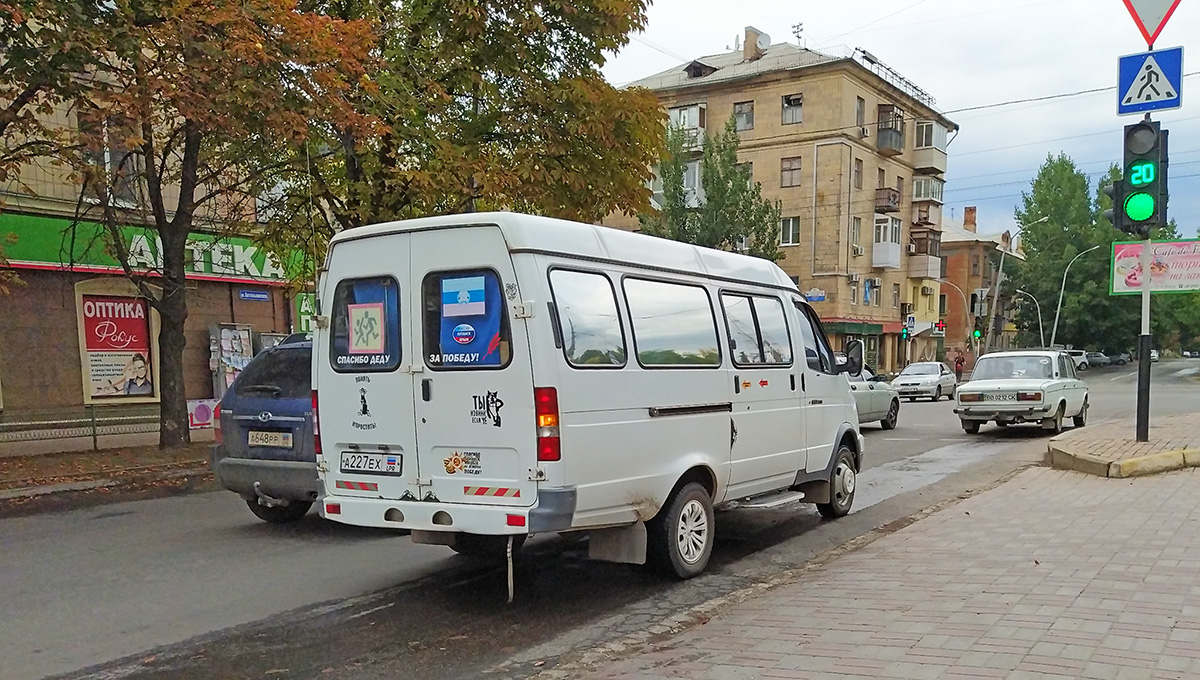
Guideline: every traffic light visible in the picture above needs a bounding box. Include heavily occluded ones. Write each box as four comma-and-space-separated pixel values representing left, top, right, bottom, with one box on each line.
1122, 120, 1166, 237
900, 326, 910, 341
1101, 178, 1129, 235
972, 317, 983, 340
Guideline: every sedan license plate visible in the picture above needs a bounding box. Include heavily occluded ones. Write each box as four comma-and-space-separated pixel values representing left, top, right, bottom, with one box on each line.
984, 393, 1018, 401
340, 452, 403, 476
248, 430, 293, 448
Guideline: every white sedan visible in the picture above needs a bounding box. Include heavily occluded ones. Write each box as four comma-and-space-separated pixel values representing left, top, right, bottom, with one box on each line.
891, 362, 957, 402
953, 350, 1089, 435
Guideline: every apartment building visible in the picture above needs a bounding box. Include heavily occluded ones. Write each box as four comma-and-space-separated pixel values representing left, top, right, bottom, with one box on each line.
606, 27, 957, 373
0, 106, 299, 415
940, 206, 1022, 364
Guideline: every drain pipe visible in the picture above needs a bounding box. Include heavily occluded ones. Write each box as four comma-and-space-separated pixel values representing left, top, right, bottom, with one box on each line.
811, 139, 854, 278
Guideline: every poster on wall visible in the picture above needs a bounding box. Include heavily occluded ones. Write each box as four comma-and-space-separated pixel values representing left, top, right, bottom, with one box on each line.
214, 324, 254, 393
82, 295, 155, 398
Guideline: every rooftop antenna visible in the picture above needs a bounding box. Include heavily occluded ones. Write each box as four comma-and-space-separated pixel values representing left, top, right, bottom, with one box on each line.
791, 23, 805, 48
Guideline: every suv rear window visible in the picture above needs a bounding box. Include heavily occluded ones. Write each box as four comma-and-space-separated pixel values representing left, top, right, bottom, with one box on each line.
234, 346, 312, 398
423, 269, 512, 369
330, 277, 402, 372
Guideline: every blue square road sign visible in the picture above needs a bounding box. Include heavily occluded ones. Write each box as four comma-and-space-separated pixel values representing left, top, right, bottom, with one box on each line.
1118, 46, 1183, 115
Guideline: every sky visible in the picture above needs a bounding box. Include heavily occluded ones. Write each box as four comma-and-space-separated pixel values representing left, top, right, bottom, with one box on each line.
600, 0, 1200, 238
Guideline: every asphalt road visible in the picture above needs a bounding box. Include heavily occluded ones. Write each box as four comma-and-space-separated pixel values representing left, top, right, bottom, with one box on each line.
4, 360, 1197, 680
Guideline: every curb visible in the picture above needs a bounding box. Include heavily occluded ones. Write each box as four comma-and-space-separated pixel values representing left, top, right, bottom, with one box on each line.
1046, 443, 1200, 478
0, 463, 211, 502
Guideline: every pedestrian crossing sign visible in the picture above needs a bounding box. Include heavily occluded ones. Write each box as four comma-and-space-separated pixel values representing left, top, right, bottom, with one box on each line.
1118, 46, 1183, 115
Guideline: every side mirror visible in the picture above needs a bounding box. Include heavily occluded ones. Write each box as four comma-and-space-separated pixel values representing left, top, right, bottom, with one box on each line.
842, 339, 864, 377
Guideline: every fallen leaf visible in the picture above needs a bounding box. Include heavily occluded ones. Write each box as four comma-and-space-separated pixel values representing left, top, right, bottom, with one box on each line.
1035, 560, 1041, 565
534, 661, 545, 667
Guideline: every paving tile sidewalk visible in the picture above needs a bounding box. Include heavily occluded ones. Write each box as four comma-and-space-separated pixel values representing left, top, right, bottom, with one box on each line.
1048, 415, 1200, 478
560, 466, 1200, 680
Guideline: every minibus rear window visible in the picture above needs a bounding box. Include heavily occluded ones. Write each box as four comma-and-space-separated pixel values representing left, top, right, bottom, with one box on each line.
422, 269, 512, 370
329, 276, 402, 372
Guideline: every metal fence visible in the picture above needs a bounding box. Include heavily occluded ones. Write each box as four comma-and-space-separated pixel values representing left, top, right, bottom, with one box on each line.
0, 405, 161, 449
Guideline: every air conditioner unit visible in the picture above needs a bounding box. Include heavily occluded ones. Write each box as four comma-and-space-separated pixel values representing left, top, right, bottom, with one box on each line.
871, 277, 882, 287
900, 302, 914, 315
907, 243, 917, 254
851, 244, 864, 256
859, 126, 870, 138
921, 285, 935, 295
849, 273, 861, 283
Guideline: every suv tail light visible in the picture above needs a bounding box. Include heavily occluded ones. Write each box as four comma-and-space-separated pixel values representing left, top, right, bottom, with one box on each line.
312, 390, 322, 455
213, 402, 223, 444
534, 387, 560, 462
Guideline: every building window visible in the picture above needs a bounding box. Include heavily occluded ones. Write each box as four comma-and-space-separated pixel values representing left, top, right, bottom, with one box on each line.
668, 103, 706, 130
734, 101, 755, 131
853, 158, 863, 189
896, 176, 904, 197
874, 283, 882, 306
915, 121, 948, 150
940, 257, 948, 279
892, 283, 901, 308
780, 217, 801, 246
913, 177, 945, 203
851, 217, 861, 246
855, 97, 866, 127
939, 294, 947, 315
891, 217, 901, 243
850, 281, 858, 305
971, 253, 980, 276
781, 157, 802, 187
782, 94, 803, 125
79, 114, 140, 205
876, 168, 885, 189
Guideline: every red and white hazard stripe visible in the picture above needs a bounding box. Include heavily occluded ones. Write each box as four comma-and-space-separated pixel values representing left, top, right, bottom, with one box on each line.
336, 480, 378, 492
463, 486, 521, 498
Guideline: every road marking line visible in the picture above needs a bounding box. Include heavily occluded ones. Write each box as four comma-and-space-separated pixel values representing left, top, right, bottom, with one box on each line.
1111, 372, 1136, 381
882, 437, 921, 441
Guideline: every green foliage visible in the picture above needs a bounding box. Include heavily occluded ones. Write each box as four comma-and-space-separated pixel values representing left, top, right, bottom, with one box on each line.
1010, 154, 1200, 352
639, 115, 782, 261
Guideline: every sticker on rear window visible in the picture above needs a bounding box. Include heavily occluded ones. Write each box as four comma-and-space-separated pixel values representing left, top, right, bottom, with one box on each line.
348, 303, 385, 354
424, 270, 511, 369
442, 276, 486, 317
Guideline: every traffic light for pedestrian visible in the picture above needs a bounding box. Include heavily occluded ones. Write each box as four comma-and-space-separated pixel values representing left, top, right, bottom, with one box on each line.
1122, 120, 1167, 237
1101, 178, 1129, 235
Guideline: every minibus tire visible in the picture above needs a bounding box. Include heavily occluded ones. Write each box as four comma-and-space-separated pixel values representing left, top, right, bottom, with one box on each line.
246, 499, 312, 524
647, 482, 714, 579
816, 446, 856, 519
450, 533, 526, 558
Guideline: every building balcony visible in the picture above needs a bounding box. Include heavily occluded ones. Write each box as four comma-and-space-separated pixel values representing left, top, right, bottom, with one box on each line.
873, 241, 901, 269
914, 206, 935, 226
913, 146, 947, 175
908, 253, 942, 279
875, 187, 901, 213
877, 126, 904, 156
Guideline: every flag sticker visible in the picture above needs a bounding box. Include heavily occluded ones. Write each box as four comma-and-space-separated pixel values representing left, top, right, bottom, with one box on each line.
442, 276, 486, 317
347, 303, 386, 354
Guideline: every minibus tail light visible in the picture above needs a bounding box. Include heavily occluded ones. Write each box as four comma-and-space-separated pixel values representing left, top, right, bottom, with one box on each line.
534, 387, 560, 462
312, 390, 322, 455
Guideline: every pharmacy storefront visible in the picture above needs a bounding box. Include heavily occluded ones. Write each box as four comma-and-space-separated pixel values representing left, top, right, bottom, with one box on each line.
0, 212, 310, 413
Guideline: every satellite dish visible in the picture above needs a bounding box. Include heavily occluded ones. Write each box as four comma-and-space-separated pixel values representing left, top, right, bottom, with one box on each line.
756, 33, 771, 51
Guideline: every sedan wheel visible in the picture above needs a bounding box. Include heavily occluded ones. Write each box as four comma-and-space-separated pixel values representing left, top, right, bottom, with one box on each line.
931, 386, 941, 402
880, 400, 899, 430
1073, 400, 1088, 428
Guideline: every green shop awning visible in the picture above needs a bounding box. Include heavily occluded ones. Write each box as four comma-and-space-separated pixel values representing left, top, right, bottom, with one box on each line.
822, 321, 884, 335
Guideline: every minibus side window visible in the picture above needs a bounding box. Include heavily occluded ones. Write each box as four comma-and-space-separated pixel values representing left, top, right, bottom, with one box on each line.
624, 278, 721, 367
720, 294, 793, 367
329, 276, 402, 373
422, 269, 512, 370
549, 269, 627, 368
793, 299, 834, 374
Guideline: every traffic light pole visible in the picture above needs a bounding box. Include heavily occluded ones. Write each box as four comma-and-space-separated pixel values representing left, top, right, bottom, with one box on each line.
1136, 234, 1152, 442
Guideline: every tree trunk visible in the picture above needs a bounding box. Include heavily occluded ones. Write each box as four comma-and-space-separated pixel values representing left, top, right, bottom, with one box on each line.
156, 226, 190, 448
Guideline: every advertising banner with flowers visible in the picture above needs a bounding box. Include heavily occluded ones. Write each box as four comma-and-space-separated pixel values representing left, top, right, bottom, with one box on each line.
1111, 240, 1200, 295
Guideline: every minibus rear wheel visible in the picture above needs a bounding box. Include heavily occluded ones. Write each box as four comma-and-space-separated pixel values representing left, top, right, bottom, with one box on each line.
647, 482, 714, 579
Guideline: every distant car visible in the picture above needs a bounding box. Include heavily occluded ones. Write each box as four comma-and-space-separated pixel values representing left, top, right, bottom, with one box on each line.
211, 339, 317, 523
1111, 352, 1132, 365
891, 361, 957, 402
847, 365, 901, 429
1063, 349, 1089, 371
954, 350, 1089, 435
1085, 352, 1111, 367
1151, 349, 1160, 362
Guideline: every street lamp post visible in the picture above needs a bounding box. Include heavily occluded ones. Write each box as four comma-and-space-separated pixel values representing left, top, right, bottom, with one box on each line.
1014, 289, 1045, 349
1049, 244, 1103, 348
987, 216, 1048, 352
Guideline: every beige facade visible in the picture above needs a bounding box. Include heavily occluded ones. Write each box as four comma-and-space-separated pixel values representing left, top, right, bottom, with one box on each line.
605, 29, 957, 373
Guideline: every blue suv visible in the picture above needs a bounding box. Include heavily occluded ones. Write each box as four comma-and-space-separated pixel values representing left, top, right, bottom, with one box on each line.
210, 336, 316, 523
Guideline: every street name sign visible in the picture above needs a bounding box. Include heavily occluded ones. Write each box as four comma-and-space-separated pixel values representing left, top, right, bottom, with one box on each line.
1123, 0, 1182, 46
1118, 46, 1182, 115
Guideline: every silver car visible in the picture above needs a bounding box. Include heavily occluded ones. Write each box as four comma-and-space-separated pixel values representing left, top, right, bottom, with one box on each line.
847, 365, 900, 429
891, 361, 958, 402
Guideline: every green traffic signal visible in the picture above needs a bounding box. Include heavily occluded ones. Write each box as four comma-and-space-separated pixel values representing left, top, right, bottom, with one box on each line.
1124, 191, 1156, 222
1128, 160, 1155, 186
972, 328, 982, 339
